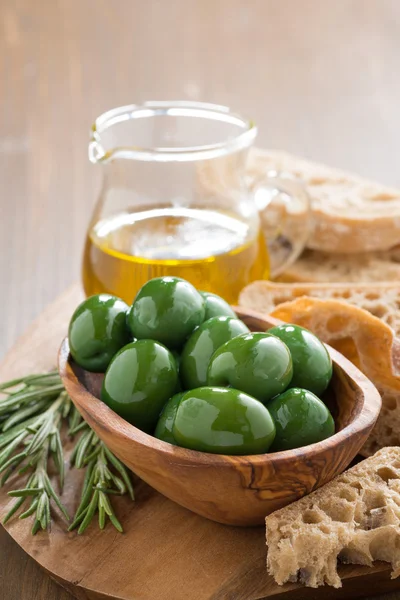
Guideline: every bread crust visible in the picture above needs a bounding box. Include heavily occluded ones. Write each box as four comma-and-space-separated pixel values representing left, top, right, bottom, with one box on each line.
239, 280, 400, 334
249, 149, 400, 254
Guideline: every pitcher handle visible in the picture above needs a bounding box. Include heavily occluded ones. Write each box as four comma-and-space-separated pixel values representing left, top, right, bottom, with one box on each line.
249, 170, 312, 278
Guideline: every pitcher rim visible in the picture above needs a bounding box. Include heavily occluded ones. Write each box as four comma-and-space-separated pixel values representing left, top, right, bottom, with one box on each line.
89, 101, 257, 163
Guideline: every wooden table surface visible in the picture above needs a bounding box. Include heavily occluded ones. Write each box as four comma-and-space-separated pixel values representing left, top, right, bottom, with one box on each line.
1, 1, 400, 598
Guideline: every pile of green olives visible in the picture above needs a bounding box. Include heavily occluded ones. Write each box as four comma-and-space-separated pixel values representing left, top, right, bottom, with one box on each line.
68, 276, 335, 456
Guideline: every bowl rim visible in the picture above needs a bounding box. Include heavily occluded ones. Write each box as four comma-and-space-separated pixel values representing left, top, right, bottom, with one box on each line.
58, 307, 382, 468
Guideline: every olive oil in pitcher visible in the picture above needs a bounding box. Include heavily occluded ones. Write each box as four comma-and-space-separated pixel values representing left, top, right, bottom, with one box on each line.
84, 102, 310, 305
82, 205, 269, 304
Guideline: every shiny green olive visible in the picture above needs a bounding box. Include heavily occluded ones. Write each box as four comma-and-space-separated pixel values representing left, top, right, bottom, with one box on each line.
68, 294, 131, 372
207, 332, 293, 404
127, 277, 205, 349
180, 316, 250, 389
199, 291, 237, 320
172, 387, 276, 455
268, 324, 332, 395
268, 388, 335, 451
154, 392, 184, 445
101, 340, 178, 433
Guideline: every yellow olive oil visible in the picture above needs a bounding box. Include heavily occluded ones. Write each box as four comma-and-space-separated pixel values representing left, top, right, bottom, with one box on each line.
82, 206, 269, 304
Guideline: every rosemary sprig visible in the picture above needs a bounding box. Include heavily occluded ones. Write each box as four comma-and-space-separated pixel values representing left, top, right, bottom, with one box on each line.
0, 372, 135, 535
68, 417, 134, 534
1, 388, 70, 533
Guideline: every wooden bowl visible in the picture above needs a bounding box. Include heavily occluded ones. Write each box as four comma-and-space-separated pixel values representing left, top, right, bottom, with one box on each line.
58, 308, 381, 526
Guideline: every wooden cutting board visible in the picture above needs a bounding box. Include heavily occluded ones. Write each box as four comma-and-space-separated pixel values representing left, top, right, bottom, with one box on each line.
0, 283, 399, 600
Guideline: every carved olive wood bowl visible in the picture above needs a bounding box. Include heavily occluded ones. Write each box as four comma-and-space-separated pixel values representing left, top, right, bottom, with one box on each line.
58, 308, 381, 526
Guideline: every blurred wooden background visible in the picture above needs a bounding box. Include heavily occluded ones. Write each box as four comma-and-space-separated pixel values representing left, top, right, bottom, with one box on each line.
1, 1, 400, 598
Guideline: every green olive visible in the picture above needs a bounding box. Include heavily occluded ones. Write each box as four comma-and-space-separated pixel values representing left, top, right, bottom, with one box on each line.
180, 316, 250, 389
268, 388, 335, 451
268, 324, 332, 395
154, 392, 184, 445
101, 340, 178, 433
207, 332, 293, 404
127, 277, 205, 349
199, 291, 237, 320
68, 294, 131, 372
172, 387, 276, 455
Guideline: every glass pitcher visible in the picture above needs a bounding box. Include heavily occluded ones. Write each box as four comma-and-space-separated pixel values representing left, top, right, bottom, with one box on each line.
83, 102, 310, 304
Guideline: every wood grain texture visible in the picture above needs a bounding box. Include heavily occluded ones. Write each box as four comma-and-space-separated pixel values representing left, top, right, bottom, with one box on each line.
0, 284, 398, 600
2, 0, 400, 597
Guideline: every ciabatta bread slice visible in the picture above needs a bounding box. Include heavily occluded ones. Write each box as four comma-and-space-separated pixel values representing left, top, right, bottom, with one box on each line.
239, 281, 400, 336
275, 248, 400, 283
248, 149, 400, 254
265, 447, 400, 588
261, 297, 400, 456
276, 249, 400, 283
